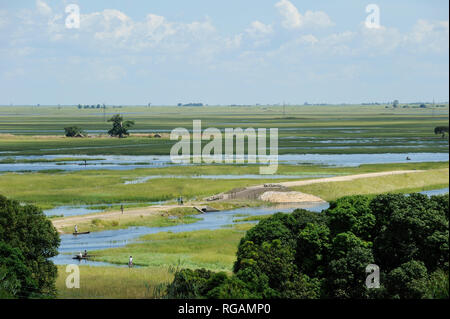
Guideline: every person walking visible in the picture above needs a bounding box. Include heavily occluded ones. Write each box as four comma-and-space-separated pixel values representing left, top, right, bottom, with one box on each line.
121, 204, 124, 214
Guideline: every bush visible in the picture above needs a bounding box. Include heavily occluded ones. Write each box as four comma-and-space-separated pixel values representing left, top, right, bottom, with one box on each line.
167, 193, 449, 299
64, 126, 85, 137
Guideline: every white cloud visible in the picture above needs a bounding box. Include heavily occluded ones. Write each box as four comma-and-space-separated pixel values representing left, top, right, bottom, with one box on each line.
36, 0, 52, 16
406, 19, 449, 53
246, 21, 273, 37
275, 0, 333, 29
275, 0, 302, 29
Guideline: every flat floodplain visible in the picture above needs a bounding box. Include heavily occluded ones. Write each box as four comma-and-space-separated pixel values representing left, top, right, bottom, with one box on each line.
0, 104, 448, 155
1, 104, 448, 299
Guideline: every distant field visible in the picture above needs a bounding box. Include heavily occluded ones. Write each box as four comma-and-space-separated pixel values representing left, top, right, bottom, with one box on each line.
0, 104, 448, 155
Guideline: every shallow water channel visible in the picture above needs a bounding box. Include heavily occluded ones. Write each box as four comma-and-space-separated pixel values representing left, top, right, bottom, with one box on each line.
52, 187, 448, 267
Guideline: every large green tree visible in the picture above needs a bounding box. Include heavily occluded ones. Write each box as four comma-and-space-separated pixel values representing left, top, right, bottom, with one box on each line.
0, 195, 60, 298
168, 193, 449, 299
107, 114, 135, 138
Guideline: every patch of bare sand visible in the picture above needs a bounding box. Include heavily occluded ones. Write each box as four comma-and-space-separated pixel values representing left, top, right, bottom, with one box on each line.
259, 191, 325, 203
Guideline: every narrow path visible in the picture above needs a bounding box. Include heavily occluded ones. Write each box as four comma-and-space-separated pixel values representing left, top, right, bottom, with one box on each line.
52, 204, 194, 232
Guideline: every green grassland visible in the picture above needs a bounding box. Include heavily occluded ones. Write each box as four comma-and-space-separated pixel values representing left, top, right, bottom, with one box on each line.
90, 223, 253, 271
0, 162, 447, 209
56, 223, 254, 298
293, 168, 449, 201
0, 104, 448, 155
56, 265, 174, 299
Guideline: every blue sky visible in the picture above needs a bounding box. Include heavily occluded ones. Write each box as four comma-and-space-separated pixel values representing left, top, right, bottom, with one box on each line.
0, 0, 448, 105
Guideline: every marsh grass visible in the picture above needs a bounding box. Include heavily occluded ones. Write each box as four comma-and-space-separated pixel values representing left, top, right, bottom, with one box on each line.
56, 265, 174, 299
0, 162, 447, 209
90, 224, 254, 272
293, 168, 449, 201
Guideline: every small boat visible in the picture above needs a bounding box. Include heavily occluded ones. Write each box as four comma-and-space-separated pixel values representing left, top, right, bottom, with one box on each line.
72, 254, 95, 260
73, 231, 90, 235
406, 157, 411, 161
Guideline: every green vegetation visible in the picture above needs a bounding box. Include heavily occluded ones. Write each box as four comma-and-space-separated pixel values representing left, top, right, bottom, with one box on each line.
108, 114, 135, 138
60, 207, 201, 234
55, 265, 173, 299
434, 126, 449, 138
292, 168, 448, 201
0, 104, 448, 155
0, 195, 60, 298
91, 224, 253, 271
167, 193, 449, 299
0, 162, 447, 209
64, 126, 85, 137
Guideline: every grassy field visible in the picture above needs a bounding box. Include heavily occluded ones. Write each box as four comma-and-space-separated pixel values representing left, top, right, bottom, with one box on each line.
90, 223, 253, 271
56, 265, 174, 299
0, 104, 448, 155
293, 168, 449, 201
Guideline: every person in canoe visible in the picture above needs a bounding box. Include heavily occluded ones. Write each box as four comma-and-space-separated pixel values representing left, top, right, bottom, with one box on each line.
74, 224, 78, 234
78, 251, 83, 259
83, 249, 88, 257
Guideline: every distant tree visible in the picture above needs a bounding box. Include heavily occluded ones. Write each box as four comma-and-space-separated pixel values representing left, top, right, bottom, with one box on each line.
0, 195, 60, 298
434, 126, 449, 138
64, 126, 84, 137
108, 114, 135, 138
420, 104, 427, 108
393, 100, 399, 108
77, 104, 82, 109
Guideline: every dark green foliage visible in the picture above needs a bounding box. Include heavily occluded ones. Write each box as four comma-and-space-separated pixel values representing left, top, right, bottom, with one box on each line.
0, 195, 60, 298
168, 193, 449, 299
64, 126, 84, 137
107, 114, 135, 138
434, 126, 449, 138
0, 242, 37, 298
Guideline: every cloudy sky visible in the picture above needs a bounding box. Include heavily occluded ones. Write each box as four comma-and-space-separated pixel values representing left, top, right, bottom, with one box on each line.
0, 0, 448, 105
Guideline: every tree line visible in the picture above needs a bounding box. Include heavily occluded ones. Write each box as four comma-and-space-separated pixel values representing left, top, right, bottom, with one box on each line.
167, 193, 449, 299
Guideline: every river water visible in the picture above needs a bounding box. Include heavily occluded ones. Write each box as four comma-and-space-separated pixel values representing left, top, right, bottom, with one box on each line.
52, 187, 448, 267
1, 152, 448, 172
